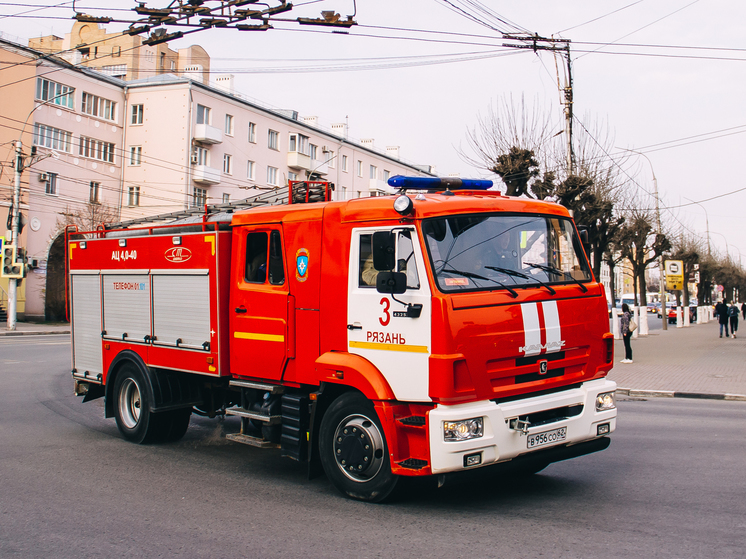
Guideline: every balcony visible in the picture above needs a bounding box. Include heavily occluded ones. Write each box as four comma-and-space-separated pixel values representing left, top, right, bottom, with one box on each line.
194, 123, 223, 145
369, 179, 395, 196
193, 165, 221, 185
287, 151, 311, 170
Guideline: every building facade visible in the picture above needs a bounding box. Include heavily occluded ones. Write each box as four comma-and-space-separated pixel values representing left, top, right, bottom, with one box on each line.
1, 34, 433, 321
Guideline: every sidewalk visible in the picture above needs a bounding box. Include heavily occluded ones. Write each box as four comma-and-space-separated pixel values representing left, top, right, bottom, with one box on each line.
0, 322, 71, 336
609, 319, 746, 401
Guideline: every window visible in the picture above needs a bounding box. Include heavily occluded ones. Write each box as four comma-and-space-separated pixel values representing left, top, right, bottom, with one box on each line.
131, 104, 144, 125
247, 160, 255, 180
310, 144, 318, 160
194, 187, 207, 207
267, 166, 278, 185
288, 133, 309, 154
193, 146, 209, 166
89, 181, 100, 204
129, 146, 142, 166
223, 154, 232, 174
33, 124, 72, 152
81, 92, 116, 121
369, 165, 377, 179
127, 186, 140, 206
268, 129, 279, 150
225, 114, 234, 136
342, 155, 348, 172
358, 231, 419, 289
328, 150, 335, 169
288, 171, 298, 184
35, 78, 74, 109
196, 104, 211, 125
79, 136, 115, 163
46, 173, 58, 195
244, 230, 284, 285
112, 46, 121, 57
383, 169, 390, 181
248, 122, 256, 143
357, 160, 363, 177
222, 193, 230, 203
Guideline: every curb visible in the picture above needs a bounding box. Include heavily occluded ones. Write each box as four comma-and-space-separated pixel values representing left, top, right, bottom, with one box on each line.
617, 388, 746, 402
0, 330, 70, 337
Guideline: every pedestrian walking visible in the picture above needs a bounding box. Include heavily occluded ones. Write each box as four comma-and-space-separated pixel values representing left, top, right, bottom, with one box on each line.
715, 299, 729, 338
729, 302, 739, 338
741, 301, 746, 320
620, 303, 633, 363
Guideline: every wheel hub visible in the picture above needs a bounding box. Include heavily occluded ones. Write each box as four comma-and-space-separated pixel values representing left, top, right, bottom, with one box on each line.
333, 415, 384, 482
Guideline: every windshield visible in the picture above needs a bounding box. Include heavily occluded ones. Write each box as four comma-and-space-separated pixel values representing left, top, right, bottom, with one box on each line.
422, 213, 592, 293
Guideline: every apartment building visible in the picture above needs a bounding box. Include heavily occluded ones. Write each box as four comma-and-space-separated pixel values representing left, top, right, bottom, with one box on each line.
1, 33, 433, 321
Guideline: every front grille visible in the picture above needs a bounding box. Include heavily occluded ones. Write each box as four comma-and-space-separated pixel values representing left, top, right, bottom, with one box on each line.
515, 367, 565, 384
515, 351, 566, 367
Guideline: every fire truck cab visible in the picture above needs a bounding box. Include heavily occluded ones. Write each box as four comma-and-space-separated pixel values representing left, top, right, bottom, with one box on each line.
69, 177, 617, 501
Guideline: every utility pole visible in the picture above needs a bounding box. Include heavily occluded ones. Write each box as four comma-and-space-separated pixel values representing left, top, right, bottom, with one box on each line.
7, 140, 23, 330
503, 35, 575, 175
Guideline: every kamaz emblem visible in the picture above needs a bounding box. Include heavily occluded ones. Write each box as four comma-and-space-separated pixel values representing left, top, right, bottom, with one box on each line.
295, 248, 309, 282
539, 360, 548, 375
165, 247, 192, 263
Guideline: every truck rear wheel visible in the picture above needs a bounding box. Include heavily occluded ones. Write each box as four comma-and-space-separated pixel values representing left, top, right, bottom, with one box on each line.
113, 364, 159, 444
319, 392, 398, 502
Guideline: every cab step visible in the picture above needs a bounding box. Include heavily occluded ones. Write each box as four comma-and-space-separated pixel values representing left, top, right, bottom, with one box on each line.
225, 406, 282, 425
229, 379, 285, 394
226, 433, 279, 449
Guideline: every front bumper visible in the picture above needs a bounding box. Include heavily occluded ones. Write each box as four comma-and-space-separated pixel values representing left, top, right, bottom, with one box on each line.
427, 378, 617, 474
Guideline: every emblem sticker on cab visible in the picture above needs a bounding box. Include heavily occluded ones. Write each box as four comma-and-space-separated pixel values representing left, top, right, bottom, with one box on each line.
296, 248, 309, 282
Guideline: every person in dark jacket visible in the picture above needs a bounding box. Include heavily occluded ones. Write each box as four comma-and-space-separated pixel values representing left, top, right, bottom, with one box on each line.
715, 299, 729, 338
620, 303, 633, 363
741, 301, 746, 321
729, 302, 739, 339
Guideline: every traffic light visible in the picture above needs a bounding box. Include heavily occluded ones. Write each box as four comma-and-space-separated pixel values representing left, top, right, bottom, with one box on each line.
1, 241, 24, 278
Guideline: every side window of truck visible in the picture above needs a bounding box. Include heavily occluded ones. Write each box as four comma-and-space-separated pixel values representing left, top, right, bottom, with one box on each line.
358, 231, 419, 289
245, 232, 268, 283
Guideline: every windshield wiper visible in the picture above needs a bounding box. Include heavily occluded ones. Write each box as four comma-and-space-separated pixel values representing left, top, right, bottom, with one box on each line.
441, 267, 518, 298
524, 262, 588, 293
484, 266, 530, 281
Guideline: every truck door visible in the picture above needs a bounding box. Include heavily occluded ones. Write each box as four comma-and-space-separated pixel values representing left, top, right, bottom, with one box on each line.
230, 228, 288, 381
347, 227, 432, 402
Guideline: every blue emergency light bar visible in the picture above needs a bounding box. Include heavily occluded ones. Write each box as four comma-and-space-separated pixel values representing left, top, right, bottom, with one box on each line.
387, 175, 493, 190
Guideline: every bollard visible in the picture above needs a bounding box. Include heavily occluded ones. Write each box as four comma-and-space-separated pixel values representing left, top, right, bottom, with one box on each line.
676, 306, 683, 328
639, 307, 649, 336
684, 305, 690, 327
612, 309, 621, 340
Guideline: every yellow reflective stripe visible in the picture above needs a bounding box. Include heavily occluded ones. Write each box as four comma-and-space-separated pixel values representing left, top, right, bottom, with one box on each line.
204, 235, 215, 256
69, 242, 77, 260
349, 341, 429, 353
234, 332, 284, 342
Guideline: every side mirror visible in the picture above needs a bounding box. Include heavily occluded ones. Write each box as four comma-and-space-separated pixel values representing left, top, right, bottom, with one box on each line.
376, 271, 407, 294
577, 227, 591, 258
372, 231, 396, 271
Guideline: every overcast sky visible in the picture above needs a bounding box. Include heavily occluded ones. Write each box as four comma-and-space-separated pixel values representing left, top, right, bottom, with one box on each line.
3, 0, 745, 264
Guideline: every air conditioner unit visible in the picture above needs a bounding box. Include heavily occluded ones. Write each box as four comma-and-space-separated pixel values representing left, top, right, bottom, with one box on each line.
38, 172, 49, 182
321, 146, 329, 153
190, 154, 199, 165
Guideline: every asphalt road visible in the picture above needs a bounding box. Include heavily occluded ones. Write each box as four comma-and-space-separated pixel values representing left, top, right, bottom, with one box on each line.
1, 336, 744, 558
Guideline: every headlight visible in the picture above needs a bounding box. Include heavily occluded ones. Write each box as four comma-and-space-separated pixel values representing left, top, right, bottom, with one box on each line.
596, 391, 616, 411
443, 417, 484, 441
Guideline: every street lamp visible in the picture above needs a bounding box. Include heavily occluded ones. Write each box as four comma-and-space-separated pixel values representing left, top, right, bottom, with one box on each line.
684, 197, 710, 258
619, 148, 666, 331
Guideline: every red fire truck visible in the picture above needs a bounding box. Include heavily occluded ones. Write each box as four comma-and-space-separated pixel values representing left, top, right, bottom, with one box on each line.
68, 177, 617, 502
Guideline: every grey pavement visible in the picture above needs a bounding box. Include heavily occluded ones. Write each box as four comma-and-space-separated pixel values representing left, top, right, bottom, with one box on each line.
609, 317, 746, 401
3, 319, 745, 400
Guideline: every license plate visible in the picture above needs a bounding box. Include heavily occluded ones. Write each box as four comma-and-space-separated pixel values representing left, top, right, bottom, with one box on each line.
527, 426, 567, 449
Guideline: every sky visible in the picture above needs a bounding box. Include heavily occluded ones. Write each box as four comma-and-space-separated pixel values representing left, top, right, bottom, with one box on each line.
2, 0, 745, 264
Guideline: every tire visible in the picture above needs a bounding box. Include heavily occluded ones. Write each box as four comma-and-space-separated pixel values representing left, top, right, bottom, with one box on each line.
319, 392, 398, 502
113, 363, 159, 444
158, 409, 192, 443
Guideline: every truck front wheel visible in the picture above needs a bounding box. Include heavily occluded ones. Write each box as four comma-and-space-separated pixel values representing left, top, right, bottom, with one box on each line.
113, 364, 158, 444
319, 392, 398, 502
